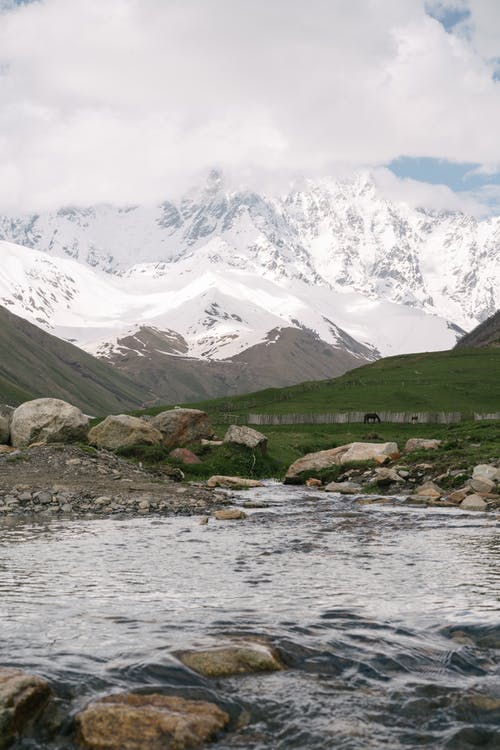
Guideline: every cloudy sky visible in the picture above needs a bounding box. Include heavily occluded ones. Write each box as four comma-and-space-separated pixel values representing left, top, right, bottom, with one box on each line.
0, 0, 499, 213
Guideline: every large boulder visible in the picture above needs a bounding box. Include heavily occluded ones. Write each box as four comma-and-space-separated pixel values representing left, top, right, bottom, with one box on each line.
405, 438, 442, 452
10, 398, 89, 449
285, 442, 399, 482
75, 693, 229, 750
88, 415, 163, 451
0, 668, 52, 749
223, 425, 268, 454
0, 405, 13, 445
151, 409, 213, 449
340, 442, 400, 464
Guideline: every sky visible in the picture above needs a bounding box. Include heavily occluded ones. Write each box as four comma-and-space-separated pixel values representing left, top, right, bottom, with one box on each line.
0, 0, 499, 214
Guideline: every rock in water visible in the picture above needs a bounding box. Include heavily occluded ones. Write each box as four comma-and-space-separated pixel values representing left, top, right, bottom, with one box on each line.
75, 693, 229, 750
0, 668, 51, 749
213, 508, 247, 520
324, 481, 361, 494
460, 494, 488, 511
88, 415, 163, 450
10, 398, 88, 449
152, 409, 214, 449
223, 425, 268, 454
207, 476, 263, 489
176, 642, 283, 677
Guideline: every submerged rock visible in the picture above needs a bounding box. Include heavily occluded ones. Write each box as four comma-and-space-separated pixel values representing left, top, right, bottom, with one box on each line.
88, 415, 163, 451
324, 481, 361, 494
75, 693, 229, 750
213, 508, 247, 520
223, 425, 268, 454
10, 398, 88, 449
176, 642, 283, 678
152, 409, 213, 449
0, 668, 51, 749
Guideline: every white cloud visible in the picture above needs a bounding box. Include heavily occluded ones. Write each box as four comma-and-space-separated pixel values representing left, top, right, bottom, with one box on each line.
0, 0, 499, 211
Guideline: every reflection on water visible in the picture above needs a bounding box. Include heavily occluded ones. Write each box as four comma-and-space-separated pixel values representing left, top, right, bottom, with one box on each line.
1, 484, 499, 748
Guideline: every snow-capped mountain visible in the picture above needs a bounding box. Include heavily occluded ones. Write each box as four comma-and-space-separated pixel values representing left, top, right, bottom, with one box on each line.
1, 171, 498, 334
0, 170, 496, 399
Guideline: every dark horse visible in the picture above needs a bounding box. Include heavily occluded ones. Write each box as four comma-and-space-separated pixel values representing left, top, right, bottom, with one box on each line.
363, 412, 381, 423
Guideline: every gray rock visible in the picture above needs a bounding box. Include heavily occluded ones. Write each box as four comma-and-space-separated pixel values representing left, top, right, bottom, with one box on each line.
10, 398, 89, 449
460, 494, 487, 511
223, 425, 268, 453
469, 477, 495, 494
151, 408, 213, 448
472, 464, 500, 482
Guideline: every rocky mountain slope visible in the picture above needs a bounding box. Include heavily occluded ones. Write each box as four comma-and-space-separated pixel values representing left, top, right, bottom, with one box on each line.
1, 171, 496, 401
455, 310, 500, 348
0, 305, 153, 413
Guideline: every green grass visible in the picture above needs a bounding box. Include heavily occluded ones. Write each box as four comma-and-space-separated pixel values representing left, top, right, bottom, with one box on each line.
132, 348, 500, 420
121, 347, 500, 481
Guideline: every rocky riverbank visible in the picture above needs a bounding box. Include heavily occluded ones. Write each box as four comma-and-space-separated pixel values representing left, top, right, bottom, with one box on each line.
0, 444, 229, 518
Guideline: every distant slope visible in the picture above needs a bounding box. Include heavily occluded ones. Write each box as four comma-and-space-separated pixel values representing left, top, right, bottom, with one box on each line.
102, 325, 373, 403
136, 347, 500, 419
455, 310, 500, 348
0, 305, 153, 414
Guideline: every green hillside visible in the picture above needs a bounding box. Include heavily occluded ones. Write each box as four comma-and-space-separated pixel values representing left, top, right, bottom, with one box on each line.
137, 347, 500, 420
0, 305, 153, 414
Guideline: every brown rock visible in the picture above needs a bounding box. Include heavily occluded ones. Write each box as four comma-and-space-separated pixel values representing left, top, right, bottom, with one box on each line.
169, 448, 201, 464
324, 481, 361, 494
213, 509, 247, 520
75, 693, 229, 750
340, 442, 400, 464
305, 478, 322, 487
176, 642, 283, 678
414, 481, 443, 498
447, 489, 470, 504
88, 415, 163, 451
0, 445, 15, 454
206, 476, 263, 489
151, 409, 213, 449
0, 668, 51, 749
374, 467, 404, 485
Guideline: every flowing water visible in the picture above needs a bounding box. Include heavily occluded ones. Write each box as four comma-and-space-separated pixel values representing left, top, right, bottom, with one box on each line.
1, 484, 499, 749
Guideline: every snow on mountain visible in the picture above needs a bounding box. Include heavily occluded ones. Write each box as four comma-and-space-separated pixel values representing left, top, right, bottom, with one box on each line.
0, 172, 498, 337
0, 238, 460, 366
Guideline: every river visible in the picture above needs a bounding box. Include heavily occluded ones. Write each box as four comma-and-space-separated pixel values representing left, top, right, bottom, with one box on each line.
1, 484, 499, 749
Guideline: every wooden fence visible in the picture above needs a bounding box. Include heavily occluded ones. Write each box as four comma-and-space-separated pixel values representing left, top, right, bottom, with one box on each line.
245, 410, 499, 426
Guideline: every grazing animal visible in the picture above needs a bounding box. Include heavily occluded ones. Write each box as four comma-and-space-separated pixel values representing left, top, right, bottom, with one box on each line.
363, 412, 381, 424
411, 415, 419, 423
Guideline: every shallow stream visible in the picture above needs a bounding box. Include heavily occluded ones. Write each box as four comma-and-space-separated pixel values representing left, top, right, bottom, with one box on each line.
1, 484, 499, 748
